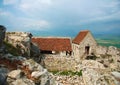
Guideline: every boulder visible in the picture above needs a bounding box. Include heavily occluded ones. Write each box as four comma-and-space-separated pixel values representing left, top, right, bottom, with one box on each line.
22, 59, 43, 71
82, 68, 117, 85
82, 68, 102, 85
81, 60, 105, 69
5, 32, 32, 57
111, 71, 120, 81
0, 67, 9, 85
0, 25, 6, 45
0, 73, 7, 85
31, 69, 47, 78
40, 73, 49, 85
96, 46, 120, 56
11, 79, 35, 85
95, 45, 107, 55
30, 43, 40, 57
22, 59, 58, 85
4, 57, 59, 85
107, 46, 119, 55
95, 74, 117, 85
7, 70, 21, 79
0, 25, 6, 53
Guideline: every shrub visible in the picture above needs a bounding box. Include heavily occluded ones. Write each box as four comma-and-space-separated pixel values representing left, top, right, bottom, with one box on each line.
4, 41, 21, 56
108, 58, 114, 63
86, 53, 97, 60
49, 70, 59, 75
50, 70, 82, 76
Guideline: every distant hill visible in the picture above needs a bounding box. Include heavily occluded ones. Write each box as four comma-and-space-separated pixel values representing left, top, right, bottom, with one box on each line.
94, 33, 120, 48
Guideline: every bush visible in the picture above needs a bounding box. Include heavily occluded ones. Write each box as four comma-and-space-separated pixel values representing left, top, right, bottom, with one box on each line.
50, 70, 59, 75
86, 55, 97, 60
50, 70, 82, 76
108, 58, 114, 63
4, 41, 21, 56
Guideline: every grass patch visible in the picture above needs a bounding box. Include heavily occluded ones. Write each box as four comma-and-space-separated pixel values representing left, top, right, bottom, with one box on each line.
96, 38, 120, 48
50, 70, 82, 76
4, 41, 21, 56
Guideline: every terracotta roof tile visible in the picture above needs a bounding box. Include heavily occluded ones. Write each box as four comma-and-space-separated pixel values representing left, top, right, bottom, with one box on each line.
32, 37, 72, 51
72, 30, 89, 44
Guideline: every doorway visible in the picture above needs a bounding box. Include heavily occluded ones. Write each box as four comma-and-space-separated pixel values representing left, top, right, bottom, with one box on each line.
85, 46, 90, 55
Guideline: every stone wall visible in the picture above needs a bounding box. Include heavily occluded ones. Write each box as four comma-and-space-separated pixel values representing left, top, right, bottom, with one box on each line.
43, 55, 107, 71
5, 32, 32, 57
43, 55, 79, 71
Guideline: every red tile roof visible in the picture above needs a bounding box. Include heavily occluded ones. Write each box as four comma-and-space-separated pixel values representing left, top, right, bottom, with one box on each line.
32, 37, 72, 51
72, 30, 89, 44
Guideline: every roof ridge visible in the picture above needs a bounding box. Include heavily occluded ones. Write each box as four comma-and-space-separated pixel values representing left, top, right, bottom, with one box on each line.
80, 30, 90, 32
32, 37, 71, 39
72, 30, 89, 44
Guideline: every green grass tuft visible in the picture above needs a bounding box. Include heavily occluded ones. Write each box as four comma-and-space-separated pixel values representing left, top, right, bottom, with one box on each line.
50, 70, 82, 76
4, 41, 21, 56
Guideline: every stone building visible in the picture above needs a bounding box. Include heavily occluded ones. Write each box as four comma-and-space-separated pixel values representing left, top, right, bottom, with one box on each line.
32, 37, 72, 56
72, 30, 97, 59
32, 30, 97, 58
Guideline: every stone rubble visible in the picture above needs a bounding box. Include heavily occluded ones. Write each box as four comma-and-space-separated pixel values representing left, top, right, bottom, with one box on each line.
80, 60, 105, 69
44, 55, 120, 85
40, 43, 120, 85
0, 50, 119, 85
31, 69, 47, 78
96, 45, 120, 56
11, 78, 35, 85
54, 75, 84, 85
111, 71, 120, 85
53, 61, 119, 85
4, 57, 60, 85
7, 70, 21, 79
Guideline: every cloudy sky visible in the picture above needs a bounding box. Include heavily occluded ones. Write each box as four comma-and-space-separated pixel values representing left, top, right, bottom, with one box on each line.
0, 0, 120, 37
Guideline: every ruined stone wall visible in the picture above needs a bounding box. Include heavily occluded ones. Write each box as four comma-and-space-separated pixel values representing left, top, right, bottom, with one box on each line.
5, 32, 32, 57
43, 55, 79, 71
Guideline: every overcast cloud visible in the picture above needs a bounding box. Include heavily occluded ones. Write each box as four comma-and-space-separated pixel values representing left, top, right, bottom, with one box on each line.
0, 0, 120, 35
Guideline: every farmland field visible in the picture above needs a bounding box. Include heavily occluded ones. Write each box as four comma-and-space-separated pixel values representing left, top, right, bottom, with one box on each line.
95, 34, 120, 48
